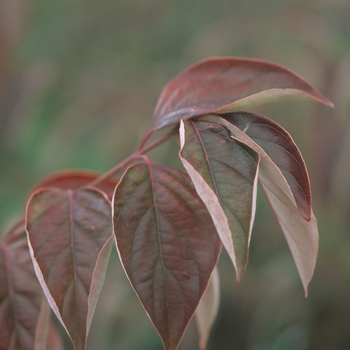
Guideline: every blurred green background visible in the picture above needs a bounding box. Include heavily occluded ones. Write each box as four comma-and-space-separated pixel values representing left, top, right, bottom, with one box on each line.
1, 0, 350, 349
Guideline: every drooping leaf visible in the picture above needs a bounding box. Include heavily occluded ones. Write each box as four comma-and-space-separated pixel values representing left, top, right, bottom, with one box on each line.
260, 176, 318, 296
195, 266, 220, 350
113, 162, 221, 350
221, 112, 311, 220
179, 119, 260, 281
153, 57, 333, 130
30, 170, 118, 200
0, 221, 43, 350
219, 115, 318, 293
25, 187, 113, 350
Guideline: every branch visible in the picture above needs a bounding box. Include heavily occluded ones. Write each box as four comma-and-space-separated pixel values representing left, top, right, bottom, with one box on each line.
89, 127, 178, 187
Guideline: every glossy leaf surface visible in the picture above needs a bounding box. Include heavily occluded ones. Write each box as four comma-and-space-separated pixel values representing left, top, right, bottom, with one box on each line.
0, 222, 43, 350
195, 266, 220, 350
220, 114, 318, 293
31, 170, 119, 200
113, 162, 221, 350
179, 120, 260, 281
222, 112, 311, 220
25, 187, 113, 350
153, 57, 333, 130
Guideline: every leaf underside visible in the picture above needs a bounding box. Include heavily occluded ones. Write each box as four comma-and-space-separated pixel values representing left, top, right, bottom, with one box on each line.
153, 57, 333, 130
179, 119, 260, 281
113, 162, 221, 350
259, 174, 318, 296
25, 186, 113, 350
219, 113, 318, 293
221, 112, 311, 220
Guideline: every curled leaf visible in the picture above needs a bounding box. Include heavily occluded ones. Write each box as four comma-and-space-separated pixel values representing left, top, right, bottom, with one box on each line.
220, 114, 318, 294
260, 174, 318, 296
179, 119, 260, 281
221, 112, 311, 220
113, 162, 221, 350
153, 57, 333, 130
25, 187, 113, 350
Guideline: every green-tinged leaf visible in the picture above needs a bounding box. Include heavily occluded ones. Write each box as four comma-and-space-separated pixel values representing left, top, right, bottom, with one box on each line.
179, 120, 260, 281
0, 221, 42, 350
30, 170, 119, 200
195, 266, 220, 350
220, 115, 318, 293
25, 187, 113, 350
221, 112, 311, 221
153, 57, 333, 130
113, 162, 221, 350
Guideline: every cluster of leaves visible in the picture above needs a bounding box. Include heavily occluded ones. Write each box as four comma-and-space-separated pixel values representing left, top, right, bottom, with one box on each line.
0, 57, 332, 350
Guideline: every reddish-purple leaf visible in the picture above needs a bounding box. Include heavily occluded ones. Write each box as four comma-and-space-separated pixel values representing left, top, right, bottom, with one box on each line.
179, 120, 260, 281
195, 266, 220, 350
30, 170, 119, 200
34, 296, 64, 350
25, 187, 113, 350
221, 112, 311, 221
153, 57, 333, 130
219, 116, 318, 293
0, 221, 42, 350
113, 162, 221, 350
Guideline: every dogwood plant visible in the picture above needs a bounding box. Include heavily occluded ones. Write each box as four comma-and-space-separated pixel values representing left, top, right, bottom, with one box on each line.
0, 57, 333, 350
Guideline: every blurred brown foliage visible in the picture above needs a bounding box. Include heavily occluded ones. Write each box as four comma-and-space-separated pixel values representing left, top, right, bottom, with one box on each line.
1, 0, 350, 349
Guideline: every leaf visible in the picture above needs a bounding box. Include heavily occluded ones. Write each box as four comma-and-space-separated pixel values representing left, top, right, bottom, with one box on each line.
45, 322, 64, 350
221, 112, 311, 220
0, 221, 43, 350
30, 170, 119, 200
195, 266, 220, 350
113, 162, 221, 350
25, 187, 113, 350
153, 57, 333, 130
220, 114, 318, 294
260, 176, 318, 296
179, 119, 260, 281
34, 296, 64, 350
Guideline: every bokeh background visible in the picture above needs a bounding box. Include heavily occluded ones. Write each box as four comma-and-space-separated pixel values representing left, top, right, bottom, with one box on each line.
1, 0, 350, 349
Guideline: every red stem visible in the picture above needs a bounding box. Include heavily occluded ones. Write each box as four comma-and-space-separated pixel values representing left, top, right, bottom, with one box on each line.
89, 127, 178, 187
135, 127, 155, 151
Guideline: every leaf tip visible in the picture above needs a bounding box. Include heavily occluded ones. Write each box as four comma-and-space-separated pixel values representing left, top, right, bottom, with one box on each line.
299, 208, 312, 222
324, 98, 334, 109
303, 282, 310, 298
235, 272, 242, 285
199, 342, 207, 350
314, 93, 334, 109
